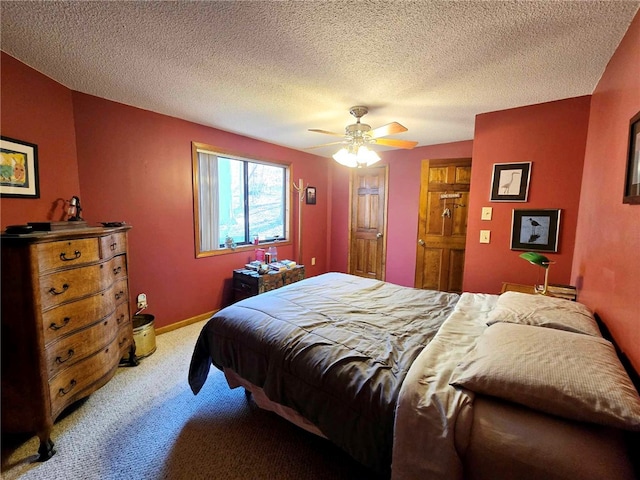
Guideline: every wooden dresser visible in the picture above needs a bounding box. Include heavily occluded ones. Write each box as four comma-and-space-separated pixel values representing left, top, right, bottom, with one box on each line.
1, 226, 135, 460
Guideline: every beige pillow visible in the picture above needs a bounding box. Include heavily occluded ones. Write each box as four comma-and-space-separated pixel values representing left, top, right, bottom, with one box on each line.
450, 323, 640, 431
486, 291, 601, 336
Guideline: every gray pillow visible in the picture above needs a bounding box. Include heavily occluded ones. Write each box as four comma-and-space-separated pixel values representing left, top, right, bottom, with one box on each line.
450, 323, 640, 431
486, 291, 601, 336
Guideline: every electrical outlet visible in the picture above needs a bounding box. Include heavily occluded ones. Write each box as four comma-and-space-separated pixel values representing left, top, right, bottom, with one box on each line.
311, 257, 316, 266
137, 293, 148, 309
481, 207, 493, 220
479, 230, 491, 244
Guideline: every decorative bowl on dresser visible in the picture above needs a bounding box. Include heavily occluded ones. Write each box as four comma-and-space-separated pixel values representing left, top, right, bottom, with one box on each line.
1, 225, 136, 460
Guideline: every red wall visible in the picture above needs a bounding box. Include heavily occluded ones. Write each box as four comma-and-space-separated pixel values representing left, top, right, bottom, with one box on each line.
0, 53, 81, 225
329, 141, 473, 286
572, 13, 640, 371
3, 10, 638, 360
463, 96, 591, 293
71, 93, 330, 328
0, 52, 330, 330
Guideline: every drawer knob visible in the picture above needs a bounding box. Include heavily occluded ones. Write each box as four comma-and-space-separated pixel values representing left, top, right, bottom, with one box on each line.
49, 284, 69, 295
115, 291, 125, 300
113, 266, 122, 275
50, 317, 71, 331
60, 250, 81, 262
58, 379, 77, 397
110, 242, 117, 251
117, 314, 125, 325
55, 349, 75, 364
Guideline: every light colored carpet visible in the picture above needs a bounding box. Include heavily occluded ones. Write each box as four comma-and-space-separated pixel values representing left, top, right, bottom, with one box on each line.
1, 320, 381, 480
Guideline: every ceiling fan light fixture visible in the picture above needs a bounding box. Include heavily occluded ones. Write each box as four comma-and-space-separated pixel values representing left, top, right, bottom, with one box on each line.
332, 145, 381, 168
357, 145, 381, 166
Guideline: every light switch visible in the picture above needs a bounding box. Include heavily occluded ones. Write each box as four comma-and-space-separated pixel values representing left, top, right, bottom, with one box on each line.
480, 230, 491, 243
481, 207, 493, 220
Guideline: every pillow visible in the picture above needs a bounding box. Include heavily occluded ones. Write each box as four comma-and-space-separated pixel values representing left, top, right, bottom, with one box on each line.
450, 323, 640, 431
486, 291, 601, 336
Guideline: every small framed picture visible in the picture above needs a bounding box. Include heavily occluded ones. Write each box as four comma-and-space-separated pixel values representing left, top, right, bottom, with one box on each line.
511, 209, 561, 252
623, 110, 640, 204
305, 186, 316, 205
1, 136, 40, 198
490, 162, 531, 202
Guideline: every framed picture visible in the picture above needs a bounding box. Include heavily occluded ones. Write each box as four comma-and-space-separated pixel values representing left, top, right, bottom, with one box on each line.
490, 162, 531, 202
623, 110, 640, 204
305, 186, 316, 205
511, 209, 561, 252
1, 136, 40, 198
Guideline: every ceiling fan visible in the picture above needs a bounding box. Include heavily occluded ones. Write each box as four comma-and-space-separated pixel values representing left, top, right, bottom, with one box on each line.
307, 106, 418, 152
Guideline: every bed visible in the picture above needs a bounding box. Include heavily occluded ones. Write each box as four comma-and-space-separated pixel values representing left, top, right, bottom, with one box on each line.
188, 272, 640, 479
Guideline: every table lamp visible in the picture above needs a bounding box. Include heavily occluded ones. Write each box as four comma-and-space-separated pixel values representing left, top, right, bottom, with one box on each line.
519, 252, 555, 295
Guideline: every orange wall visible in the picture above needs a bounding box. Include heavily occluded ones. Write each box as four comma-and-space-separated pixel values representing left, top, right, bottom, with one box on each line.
0, 53, 81, 225
329, 141, 473, 286
572, 13, 640, 371
463, 96, 591, 293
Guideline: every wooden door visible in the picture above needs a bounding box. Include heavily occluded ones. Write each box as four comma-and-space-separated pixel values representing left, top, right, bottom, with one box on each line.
348, 166, 388, 280
415, 158, 471, 292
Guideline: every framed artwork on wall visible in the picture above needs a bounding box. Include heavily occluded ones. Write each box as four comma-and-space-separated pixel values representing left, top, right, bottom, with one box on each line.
490, 162, 531, 202
623, 110, 640, 205
511, 208, 561, 252
305, 186, 316, 205
0, 136, 40, 198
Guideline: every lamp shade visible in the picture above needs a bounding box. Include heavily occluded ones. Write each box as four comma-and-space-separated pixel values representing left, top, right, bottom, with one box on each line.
332, 145, 381, 168
519, 252, 550, 268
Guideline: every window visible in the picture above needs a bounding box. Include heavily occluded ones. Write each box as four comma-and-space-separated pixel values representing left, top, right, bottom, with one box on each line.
192, 142, 290, 257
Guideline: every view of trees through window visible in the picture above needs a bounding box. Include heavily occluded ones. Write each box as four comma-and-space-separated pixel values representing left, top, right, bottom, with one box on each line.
218, 156, 286, 247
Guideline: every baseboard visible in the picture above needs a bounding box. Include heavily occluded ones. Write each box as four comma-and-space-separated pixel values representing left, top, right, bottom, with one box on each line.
155, 310, 217, 335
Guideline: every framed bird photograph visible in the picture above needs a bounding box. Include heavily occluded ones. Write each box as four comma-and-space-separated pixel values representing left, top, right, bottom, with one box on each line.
511, 209, 561, 252
490, 162, 531, 202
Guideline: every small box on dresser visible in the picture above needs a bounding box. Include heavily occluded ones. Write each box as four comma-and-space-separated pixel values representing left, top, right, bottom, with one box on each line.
1, 225, 135, 460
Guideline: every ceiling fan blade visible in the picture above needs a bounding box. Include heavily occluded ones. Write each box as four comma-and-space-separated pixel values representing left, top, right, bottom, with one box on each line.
308, 128, 345, 137
305, 141, 346, 149
373, 138, 418, 149
369, 122, 407, 138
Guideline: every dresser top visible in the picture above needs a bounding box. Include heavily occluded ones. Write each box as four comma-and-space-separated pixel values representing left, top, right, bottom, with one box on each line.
1, 225, 132, 244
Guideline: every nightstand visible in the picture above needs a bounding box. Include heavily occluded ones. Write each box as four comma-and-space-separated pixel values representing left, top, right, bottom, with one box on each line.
233, 266, 305, 302
501, 282, 577, 301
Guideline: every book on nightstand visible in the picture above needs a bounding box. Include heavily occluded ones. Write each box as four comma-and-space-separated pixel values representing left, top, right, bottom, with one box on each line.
544, 284, 577, 301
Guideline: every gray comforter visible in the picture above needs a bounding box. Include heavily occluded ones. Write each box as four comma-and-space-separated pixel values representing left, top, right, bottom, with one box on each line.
189, 272, 459, 474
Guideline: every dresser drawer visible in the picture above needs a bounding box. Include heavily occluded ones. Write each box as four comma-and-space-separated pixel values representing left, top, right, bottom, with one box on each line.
49, 335, 121, 419
45, 313, 119, 378
41, 289, 115, 345
110, 255, 128, 281
114, 300, 131, 328
113, 278, 129, 307
100, 232, 127, 259
36, 238, 100, 273
118, 323, 134, 357
40, 263, 111, 311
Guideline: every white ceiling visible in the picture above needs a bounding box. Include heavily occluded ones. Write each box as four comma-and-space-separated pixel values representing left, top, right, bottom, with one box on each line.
1, 1, 638, 158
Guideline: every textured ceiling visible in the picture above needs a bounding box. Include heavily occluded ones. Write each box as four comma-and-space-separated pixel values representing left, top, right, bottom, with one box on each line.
1, 1, 639, 158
